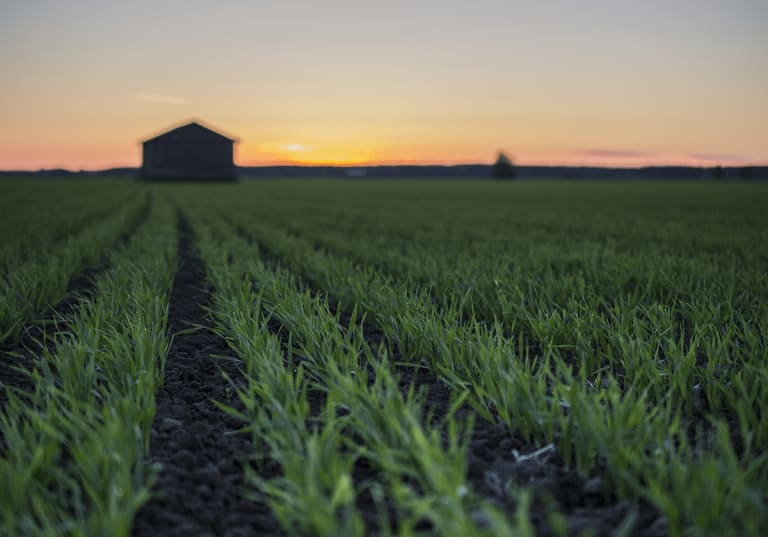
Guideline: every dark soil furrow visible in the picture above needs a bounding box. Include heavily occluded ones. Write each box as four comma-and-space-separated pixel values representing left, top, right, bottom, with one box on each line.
0, 194, 152, 408
238, 226, 667, 537
132, 217, 280, 537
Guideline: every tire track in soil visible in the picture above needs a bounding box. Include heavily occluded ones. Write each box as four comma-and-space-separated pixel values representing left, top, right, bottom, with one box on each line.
132, 218, 281, 537
238, 226, 668, 537
0, 194, 151, 409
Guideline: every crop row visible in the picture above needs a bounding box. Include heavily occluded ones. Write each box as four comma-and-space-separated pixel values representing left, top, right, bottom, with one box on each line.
0, 195, 176, 535
0, 184, 147, 342
189, 209, 536, 535
242, 204, 767, 439
1, 180, 765, 536
0, 181, 141, 270
233, 218, 763, 536
171, 182, 766, 536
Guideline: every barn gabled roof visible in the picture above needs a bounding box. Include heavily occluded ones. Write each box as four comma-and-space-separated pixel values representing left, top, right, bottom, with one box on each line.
140, 119, 239, 144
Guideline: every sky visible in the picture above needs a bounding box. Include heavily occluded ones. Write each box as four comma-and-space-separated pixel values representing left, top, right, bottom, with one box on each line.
0, 0, 766, 169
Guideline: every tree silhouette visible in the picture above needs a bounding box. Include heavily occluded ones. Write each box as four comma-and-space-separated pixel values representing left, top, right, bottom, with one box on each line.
494, 151, 516, 179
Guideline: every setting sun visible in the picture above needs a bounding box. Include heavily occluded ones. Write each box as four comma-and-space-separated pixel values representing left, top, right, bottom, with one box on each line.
252, 141, 376, 165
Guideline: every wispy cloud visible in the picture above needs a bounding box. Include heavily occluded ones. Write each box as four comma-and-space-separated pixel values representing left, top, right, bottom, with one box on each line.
688, 152, 749, 163
578, 148, 652, 159
573, 148, 759, 166
136, 92, 188, 106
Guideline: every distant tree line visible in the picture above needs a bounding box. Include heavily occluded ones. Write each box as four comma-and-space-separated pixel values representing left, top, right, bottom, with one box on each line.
1, 163, 766, 181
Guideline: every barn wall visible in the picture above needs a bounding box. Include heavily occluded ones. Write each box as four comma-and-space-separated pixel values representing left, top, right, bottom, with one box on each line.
140, 125, 236, 181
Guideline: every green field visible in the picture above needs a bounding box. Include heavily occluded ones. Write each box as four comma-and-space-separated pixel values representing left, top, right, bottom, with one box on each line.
1, 178, 766, 536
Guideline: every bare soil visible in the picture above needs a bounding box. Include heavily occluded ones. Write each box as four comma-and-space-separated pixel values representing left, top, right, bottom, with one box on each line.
132, 219, 281, 537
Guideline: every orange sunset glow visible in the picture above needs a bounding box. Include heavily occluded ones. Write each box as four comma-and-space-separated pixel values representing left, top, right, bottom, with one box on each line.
1, 1, 767, 170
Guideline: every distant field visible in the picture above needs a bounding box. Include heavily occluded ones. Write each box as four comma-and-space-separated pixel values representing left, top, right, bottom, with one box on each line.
1, 178, 766, 536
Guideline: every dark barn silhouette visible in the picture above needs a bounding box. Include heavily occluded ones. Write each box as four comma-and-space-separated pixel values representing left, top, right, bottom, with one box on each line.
140, 120, 237, 181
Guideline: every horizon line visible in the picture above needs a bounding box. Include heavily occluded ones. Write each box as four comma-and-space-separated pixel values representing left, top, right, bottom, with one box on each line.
2, 161, 767, 174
